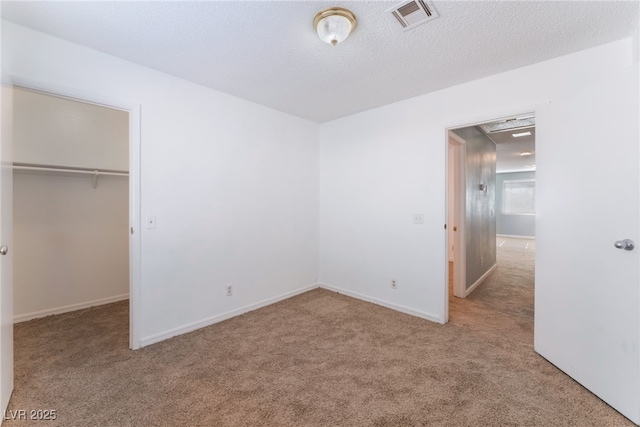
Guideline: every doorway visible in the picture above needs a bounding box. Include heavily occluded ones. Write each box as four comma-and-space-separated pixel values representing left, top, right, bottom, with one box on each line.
13, 85, 129, 329
446, 114, 536, 332
9, 79, 141, 350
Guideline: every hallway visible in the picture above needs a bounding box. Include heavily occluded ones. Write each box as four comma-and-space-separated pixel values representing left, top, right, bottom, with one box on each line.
449, 236, 535, 344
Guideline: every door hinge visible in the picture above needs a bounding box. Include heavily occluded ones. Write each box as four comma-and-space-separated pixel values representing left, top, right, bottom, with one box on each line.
444, 224, 447, 230
131, 227, 134, 235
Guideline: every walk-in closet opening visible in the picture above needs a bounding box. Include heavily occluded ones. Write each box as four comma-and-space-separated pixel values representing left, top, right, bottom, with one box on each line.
12, 86, 131, 346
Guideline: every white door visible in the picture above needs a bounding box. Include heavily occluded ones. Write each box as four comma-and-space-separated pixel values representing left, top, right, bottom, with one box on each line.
535, 64, 640, 423
0, 80, 14, 415
448, 132, 466, 300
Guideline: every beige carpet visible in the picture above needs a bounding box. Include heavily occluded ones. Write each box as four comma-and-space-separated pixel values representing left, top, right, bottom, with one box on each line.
6, 240, 633, 426
449, 237, 535, 345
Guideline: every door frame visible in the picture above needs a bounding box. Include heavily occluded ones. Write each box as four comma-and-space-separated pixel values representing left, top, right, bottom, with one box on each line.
444, 111, 535, 323
0, 72, 14, 418
10, 76, 142, 350
447, 131, 466, 300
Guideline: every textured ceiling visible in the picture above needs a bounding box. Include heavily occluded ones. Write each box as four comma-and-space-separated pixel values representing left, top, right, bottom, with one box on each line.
2, 1, 638, 123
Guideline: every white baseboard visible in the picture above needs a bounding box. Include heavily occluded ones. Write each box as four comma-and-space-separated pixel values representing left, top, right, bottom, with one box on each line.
14, 293, 129, 323
140, 283, 319, 348
319, 283, 442, 324
465, 263, 497, 297
497, 234, 536, 240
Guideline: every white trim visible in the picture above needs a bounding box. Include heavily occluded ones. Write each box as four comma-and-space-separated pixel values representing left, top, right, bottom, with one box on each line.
464, 263, 497, 297
9, 76, 143, 350
140, 284, 318, 348
14, 294, 129, 323
497, 169, 537, 174
497, 234, 536, 240
319, 283, 442, 324
128, 104, 142, 350
10, 77, 134, 113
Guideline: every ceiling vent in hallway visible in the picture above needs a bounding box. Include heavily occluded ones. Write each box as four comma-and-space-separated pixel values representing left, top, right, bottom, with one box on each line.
387, 0, 439, 31
479, 116, 536, 134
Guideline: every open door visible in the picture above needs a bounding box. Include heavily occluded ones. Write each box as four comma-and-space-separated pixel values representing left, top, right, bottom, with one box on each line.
0, 78, 14, 415
448, 131, 466, 299
535, 64, 640, 423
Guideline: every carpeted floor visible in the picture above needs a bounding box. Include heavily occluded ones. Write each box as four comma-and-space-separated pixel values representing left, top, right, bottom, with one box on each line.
6, 239, 633, 426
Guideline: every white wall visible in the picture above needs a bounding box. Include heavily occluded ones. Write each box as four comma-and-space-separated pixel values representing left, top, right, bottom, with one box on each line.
319, 38, 633, 322
2, 19, 634, 345
13, 172, 129, 320
2, 21, 319, 345
13, 87, 129, 170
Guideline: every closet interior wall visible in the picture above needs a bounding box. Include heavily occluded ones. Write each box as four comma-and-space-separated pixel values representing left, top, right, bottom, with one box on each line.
13, 87, 129, 322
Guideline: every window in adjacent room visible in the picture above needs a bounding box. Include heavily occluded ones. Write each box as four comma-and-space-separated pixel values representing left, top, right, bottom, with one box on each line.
503, 179, 535, 215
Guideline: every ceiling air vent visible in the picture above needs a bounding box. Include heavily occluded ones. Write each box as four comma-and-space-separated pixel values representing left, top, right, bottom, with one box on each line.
479, 116, 536, 134
388, 0, 439, 31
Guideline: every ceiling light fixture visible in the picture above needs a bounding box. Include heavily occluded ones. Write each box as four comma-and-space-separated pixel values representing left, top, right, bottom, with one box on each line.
520, 151, 533, 157
513, 131, 532, 137
314, 7, 357, 46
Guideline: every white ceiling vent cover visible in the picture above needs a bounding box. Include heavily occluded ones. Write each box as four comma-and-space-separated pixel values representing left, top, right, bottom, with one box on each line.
387, 0, 439, 31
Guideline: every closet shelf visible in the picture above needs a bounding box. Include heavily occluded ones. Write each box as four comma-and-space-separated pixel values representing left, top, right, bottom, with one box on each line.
13, 163, 128, 188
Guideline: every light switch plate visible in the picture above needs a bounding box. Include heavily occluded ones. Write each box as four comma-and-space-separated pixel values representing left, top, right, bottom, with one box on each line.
146, 216, 156, 229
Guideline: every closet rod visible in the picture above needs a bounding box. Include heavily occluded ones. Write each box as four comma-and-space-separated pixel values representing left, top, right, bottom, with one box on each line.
13, 163, 128, 177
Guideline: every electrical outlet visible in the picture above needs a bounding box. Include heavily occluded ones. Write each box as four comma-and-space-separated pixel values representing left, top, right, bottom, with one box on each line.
413, 214, 424, 225
226, 284, 233, 296
391, 279, 397, 289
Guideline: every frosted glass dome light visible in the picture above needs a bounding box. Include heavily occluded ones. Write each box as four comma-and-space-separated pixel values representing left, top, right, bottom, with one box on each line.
313, 8, 357, 46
